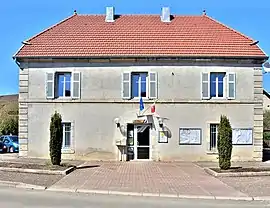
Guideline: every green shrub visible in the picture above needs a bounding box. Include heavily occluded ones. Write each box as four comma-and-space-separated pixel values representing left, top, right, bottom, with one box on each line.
0, 101, 18, 136
264, 132, 270, 140
0, 116, 18, 136
264, 110, 270, 130
49, 111, 63, 165
217, 115, 233, 170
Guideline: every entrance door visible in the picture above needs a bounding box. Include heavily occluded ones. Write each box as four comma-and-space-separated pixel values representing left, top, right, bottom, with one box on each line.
134, 125, 150, 160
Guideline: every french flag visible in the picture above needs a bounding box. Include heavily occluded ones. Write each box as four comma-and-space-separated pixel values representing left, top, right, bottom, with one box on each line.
139, 97, 144, 111
151, 103, 155, 113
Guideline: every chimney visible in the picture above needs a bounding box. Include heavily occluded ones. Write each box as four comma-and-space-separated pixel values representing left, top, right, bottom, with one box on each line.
105, 6, 115, 22
161, 7, 171, 22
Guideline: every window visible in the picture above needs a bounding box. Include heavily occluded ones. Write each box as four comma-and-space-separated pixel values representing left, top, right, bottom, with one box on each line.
210, 72, 225, 98
46, 72, 81, 99
131, 73, 147, 98
62, 123, 71, 148
57, 73, 71, 97
201, 72, 236, 100
210, 124, 219, 151
122, 72, 157, 99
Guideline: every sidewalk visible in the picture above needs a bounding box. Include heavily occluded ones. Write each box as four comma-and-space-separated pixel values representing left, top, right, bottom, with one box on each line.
0, 154, 83, 187
48, 161, 248, 199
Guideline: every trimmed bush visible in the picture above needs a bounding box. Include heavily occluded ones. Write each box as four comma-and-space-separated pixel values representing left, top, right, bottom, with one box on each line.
217, 115, 233, 170
49, 111, 63, 165
264, 110, 270, 130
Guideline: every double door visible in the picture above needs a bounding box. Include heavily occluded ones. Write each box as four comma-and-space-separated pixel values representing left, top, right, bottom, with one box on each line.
127, 124, 151, 161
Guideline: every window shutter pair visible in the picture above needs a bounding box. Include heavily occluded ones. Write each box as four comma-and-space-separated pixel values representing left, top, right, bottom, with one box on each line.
46, 72, 81, 99
122, 72, 157, 99
201, 72, 236, 99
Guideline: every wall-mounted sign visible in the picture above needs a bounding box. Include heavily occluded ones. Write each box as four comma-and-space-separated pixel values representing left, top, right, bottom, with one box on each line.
179, 128, 202, 145
232, 128, 253, 145
158, 131, 168, 143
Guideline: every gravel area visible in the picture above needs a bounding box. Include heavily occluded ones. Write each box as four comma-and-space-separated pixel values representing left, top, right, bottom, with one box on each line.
0, 170, 64, 187
219, 176, 270, 197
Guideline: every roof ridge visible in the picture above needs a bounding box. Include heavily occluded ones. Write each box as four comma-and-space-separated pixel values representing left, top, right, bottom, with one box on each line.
204, 15, 254, 42
77, 14, 201, 17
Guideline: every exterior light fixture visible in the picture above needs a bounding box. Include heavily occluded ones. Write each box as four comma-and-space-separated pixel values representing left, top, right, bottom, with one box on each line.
158, 118, 164, 128
114, 117, 120, 128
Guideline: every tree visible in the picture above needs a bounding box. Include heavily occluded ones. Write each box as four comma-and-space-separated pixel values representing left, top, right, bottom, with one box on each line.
0, 117, 18, 135
217, 115, 233, 170
0, 101, 18, 136
49, 111, 63, 165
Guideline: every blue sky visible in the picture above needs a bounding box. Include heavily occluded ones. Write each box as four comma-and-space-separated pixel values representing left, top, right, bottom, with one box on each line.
1, 0, 269, 95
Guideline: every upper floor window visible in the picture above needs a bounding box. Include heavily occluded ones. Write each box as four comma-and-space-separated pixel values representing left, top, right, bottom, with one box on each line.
57, 73, 71, 97
46, 72, 81, 100
202, 72, 235, 100
122, 72, 157, 100
210, 72, 225, 98
131, 73, 147, 98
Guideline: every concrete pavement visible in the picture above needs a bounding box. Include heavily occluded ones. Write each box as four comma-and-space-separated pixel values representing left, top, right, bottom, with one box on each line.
0, 186, 269, 208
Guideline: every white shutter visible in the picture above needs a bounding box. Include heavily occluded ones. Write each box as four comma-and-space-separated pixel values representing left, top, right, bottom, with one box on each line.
122, 72, 131, 99
149, 72, 157, 99
46, 72, 54, 99
71, 121, 75, 151
72, 72, 81, 99
201, 72, 210, 99
227, 72, 236, 99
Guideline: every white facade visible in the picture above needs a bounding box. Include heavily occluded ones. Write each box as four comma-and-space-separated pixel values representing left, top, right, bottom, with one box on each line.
18, 59, 264, 161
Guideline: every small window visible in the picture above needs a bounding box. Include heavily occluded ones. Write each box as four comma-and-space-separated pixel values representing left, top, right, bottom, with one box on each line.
62, 123, 71, 148
131, 73, 147, 98
210, 124, 219, 151
57, 73, 71, 98
210, 72, 225, 98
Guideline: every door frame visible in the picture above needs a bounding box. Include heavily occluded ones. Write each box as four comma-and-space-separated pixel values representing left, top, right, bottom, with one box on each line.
133, 124, 152, 161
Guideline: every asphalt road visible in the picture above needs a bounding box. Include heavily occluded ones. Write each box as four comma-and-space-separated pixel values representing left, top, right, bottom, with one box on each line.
0, 187, 270, 208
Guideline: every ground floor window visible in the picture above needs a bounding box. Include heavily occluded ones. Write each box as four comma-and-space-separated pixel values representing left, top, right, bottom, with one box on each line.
210, 124, 219, 151
62, 123, 71, 148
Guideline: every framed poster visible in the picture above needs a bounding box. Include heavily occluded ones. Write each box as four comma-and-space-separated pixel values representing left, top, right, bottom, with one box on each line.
232, 128, 253, 145
158, 131, 168, 143
179, 128, 202, 145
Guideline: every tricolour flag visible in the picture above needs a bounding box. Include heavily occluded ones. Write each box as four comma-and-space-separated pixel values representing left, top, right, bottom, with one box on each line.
139, 97, 144, 111
151, 103, 155, 113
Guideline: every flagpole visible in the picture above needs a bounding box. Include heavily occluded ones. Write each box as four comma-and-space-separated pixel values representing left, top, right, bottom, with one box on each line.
140, 98, 159, 115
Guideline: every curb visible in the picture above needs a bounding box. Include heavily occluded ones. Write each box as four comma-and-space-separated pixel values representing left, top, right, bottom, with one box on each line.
2, 183, 269, 202
0, 180, 47, 190
0, 166, 75, 175
46, 187, 260, 201
204, 167, 270, 177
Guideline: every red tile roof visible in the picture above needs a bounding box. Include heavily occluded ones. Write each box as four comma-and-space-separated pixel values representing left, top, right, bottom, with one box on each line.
14, 14, 267, 59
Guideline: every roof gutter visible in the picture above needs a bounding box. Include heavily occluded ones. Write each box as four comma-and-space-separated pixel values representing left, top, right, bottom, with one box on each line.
12, 56, 22, 69
14, 55, 268, 61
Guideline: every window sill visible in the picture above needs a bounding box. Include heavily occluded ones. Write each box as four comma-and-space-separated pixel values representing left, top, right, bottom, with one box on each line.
206, 151, 218, 155
61, 149, 75, 154
56, 97, 72, 100
202, 98, 235, 101
132, 97, 150, 100
210, 97, 226, 100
